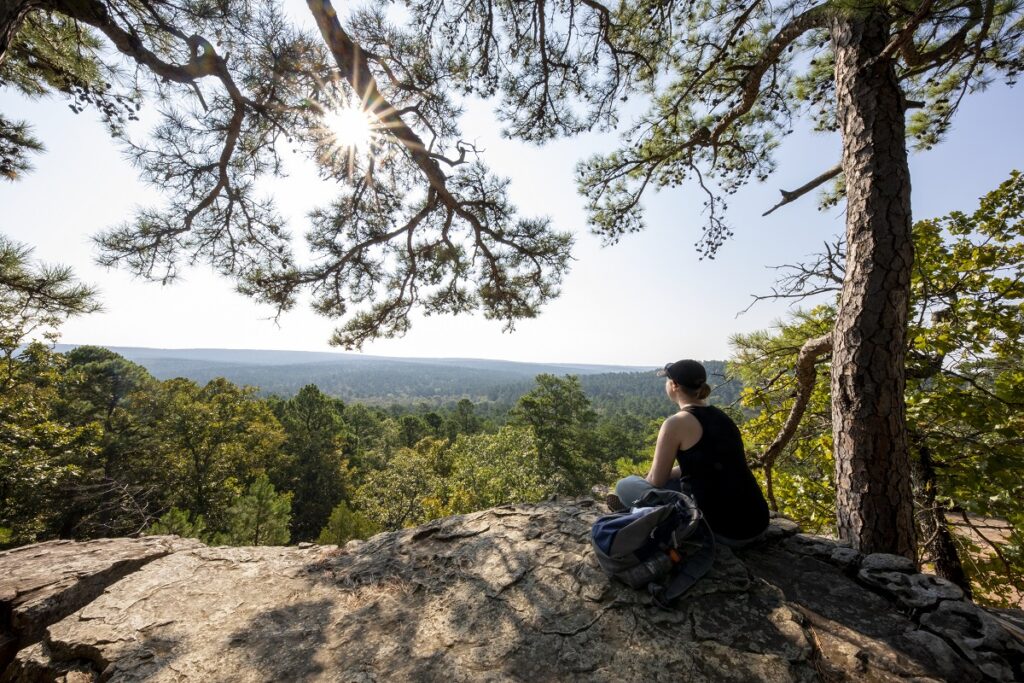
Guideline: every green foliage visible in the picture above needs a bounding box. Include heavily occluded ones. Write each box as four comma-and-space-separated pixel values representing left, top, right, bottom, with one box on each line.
355, 437, 452, 530
1, 12, 105, 98
0, 114, 43, 181
158, 377, 287, 531
0, 343, 99, 546
730, 172, 1024, 605
0, 242, 100, 545
317, 501, 378, 546
221, 474, 292, 546
0, 12, 123, 180
442, 426, 551, 515
510, 374, 603, 493
53, 347, 165, 535
572, 0, 1023, 256
343, 403, 403, 477
272, 385, 352, 541
903, 171, 1024, 604
146, 507, 208, 541
729, 307, 836, 531
346, 372, 670, 533
0, 236, 99, 356
398, 414, 432, 447
3, 338, 695, 548
353, 425, 556, 531
447, 398, 482, 438
608, 415, 664, 483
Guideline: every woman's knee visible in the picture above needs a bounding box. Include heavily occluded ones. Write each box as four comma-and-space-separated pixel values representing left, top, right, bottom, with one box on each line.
614, 475, 650, 505
614, 474, 644, 493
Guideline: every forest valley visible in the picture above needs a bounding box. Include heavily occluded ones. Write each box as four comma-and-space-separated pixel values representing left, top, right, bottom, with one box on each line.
2, 173, 1022, 608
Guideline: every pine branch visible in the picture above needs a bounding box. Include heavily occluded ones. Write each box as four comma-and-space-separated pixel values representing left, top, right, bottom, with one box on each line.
762, 164, 842, 216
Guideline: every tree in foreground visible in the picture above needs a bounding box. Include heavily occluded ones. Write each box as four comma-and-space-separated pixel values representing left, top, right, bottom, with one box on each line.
443, 426, 551, 514
730, 172, 1024, 602
510, 374, 603, 493
55, 346, 164, 536
0, 235, 99, 363
568, 0, 1021, 560
0, 236, 99, 544
355, 437, 451, 530
3, 0, 1022, 556
1, 0, 573, 348
158, 377, 287, 531
146, 506, 209, 542
272, 384, 352, 542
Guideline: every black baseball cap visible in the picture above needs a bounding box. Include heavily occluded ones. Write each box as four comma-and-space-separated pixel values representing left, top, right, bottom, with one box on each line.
656, 359, 707, 389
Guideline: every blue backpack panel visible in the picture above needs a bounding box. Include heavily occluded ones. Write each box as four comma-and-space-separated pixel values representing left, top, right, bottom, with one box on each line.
591, 488, 715, 608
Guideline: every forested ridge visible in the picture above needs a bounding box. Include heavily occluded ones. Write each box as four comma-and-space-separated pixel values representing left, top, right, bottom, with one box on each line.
0, 345, 638, 542
47, 346, 741, 409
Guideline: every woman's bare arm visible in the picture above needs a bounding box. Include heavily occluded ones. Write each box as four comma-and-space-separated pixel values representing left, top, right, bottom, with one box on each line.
646, 411, 702, 486
646, 416, 682, 486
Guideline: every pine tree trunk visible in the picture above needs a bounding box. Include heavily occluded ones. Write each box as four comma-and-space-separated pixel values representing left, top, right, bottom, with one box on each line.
830, 9, 917, 560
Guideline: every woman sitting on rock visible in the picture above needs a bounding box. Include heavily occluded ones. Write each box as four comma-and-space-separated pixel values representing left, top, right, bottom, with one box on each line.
609, 359, 769, 545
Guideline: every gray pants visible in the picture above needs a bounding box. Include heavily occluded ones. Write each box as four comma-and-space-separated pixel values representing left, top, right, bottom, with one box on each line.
613, 475, 762, 548
615, 474, 683, 507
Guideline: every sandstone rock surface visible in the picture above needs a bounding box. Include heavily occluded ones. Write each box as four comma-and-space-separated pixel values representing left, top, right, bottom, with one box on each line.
0, 536, 203, 673
2, 501, 1022, 682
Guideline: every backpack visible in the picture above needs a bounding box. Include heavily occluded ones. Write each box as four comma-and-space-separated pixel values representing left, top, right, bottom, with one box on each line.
590, 488, 715, 608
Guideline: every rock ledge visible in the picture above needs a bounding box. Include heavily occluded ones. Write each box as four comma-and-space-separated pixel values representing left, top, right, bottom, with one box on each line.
2, 500, 1022, 682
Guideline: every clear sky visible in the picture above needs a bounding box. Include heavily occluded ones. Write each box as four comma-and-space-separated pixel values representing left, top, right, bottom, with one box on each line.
2, 10, 1022, 366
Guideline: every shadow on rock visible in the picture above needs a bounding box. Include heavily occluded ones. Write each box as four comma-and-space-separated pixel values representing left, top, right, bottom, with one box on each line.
5, 501, 1022, 682
226, 600, 332, 680
296, 500, 822, 681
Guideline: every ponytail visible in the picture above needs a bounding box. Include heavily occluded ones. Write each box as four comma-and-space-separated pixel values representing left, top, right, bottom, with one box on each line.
674, 381, 712, 401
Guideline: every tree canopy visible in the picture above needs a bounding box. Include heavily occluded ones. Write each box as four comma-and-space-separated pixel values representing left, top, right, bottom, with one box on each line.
3, 0, 1015, 344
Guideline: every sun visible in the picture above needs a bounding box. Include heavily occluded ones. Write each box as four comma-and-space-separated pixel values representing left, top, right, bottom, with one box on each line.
312, 85, 392, 178
322, 104, 376, 151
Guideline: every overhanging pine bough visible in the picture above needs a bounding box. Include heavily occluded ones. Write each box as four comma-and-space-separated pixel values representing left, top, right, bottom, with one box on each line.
1, 0, 574, 350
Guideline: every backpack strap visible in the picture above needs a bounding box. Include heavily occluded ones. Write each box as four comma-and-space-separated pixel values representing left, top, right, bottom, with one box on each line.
649, 520, 716, 609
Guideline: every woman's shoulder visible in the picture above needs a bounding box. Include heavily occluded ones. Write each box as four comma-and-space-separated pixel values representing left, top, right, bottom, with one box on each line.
689, 403, 731, 419
666, 408, 702, 424
682, 404, 739, 431
664, 409, 703, 432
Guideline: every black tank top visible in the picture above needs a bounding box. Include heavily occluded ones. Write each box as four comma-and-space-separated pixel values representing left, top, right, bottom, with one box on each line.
676, 405, 769, 539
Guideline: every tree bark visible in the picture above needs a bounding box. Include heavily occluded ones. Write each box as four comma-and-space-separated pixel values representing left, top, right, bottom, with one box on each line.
913, 440, 972, 596
0, 0, 41, 67
830, 9, 917, 560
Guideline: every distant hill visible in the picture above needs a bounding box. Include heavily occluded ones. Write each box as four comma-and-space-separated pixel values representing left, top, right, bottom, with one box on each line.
53, 345, 739, 411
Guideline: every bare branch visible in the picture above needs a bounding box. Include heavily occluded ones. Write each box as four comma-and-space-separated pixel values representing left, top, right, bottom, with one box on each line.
762, 164, 841, 216
738, 237, 845, 315
757, 332, 834, 510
